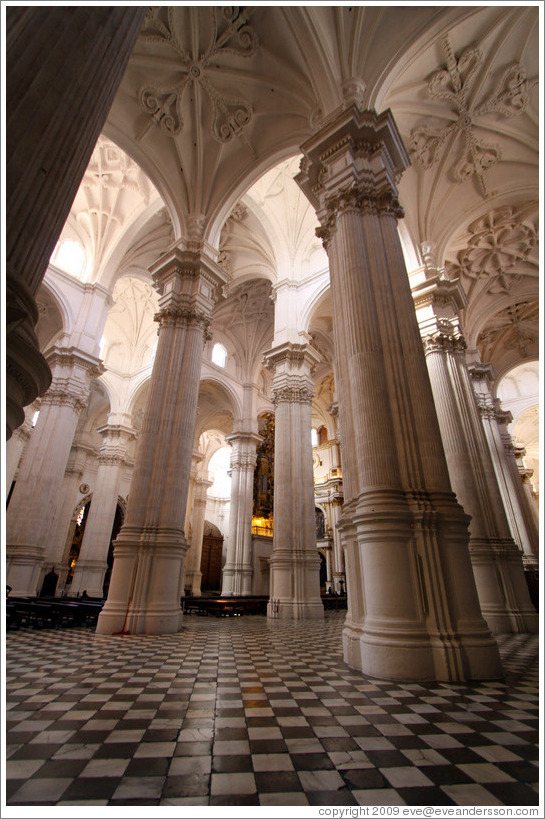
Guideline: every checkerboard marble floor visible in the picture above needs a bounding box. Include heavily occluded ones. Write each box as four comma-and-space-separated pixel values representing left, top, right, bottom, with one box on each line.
4, 612, 539, 807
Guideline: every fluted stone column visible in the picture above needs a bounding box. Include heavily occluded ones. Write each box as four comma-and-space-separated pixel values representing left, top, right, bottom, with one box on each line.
414, 280, 537, 633
71, 419, 135, 597
222, 432, 261, 596
264, 342, 324, 619
97, 246, 228, 635
6, 347, 102, 595
297, 107, 501, 680
470, 363, 539, 568
6, 7, 146, 438
185, 475, 213, 596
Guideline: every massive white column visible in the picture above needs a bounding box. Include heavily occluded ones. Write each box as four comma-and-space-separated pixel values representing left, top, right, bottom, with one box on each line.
470, 363, 539, 568
184, 474, 213, 596
97, 246, 228, 634
221, 432, 261, 596
297, 107, 501, 680
6, 7, 146, 438
6, 347, 102, 595
264, 342, 324, 619
70, 418, 135, 597
414, 277, 537, 633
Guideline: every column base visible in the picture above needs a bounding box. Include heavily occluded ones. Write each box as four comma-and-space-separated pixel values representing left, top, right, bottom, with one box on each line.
96, 602, 183, 635
71, 559, 108, 599
6, 543, 45, 596
267, 598, 324, 620
96, 529, 187, 635
470, 539, 539, 635
221, 565, 253, 596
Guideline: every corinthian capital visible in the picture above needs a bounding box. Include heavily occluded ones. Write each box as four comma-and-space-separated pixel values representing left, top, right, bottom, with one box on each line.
296, 107, 409, 228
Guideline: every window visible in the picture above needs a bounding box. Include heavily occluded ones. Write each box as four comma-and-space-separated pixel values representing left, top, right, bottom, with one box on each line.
212, 342, 227, 368
311, 427, 319, 447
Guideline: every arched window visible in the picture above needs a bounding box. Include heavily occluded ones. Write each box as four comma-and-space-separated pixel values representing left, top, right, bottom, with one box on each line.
212, 342, 227, 368
311, 427, 319, 447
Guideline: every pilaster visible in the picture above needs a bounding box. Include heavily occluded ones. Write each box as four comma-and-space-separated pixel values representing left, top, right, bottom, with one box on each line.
297, 107, 501, 680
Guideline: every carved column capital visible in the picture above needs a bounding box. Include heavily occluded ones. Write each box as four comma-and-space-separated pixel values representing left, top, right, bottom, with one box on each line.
296, 107, 409, 247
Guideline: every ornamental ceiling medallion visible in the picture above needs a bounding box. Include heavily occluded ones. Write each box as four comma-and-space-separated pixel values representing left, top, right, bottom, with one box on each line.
445, 206, 538, 296
136, 7, 258, 155
477, 302, 538, 360
410, 36, 535, 196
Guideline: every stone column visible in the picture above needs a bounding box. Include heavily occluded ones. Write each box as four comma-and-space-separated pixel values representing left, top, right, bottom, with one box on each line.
5, 403, 37, 497
264, 342, 324, 619
514, 444, 540, 522
184, 475, 213, 596
221, 432, 261, 596
414, 279, 537, 633
71, 419, 135, 598
296, 106, 501, 680
41, 445, 91, 591
470, 363, 539, 568
97, 246, 228, 634
6, 6, 146, 438
6, 347, 102, 595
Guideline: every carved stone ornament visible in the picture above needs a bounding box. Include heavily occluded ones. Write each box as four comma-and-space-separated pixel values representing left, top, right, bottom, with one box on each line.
137, 7, 258, 154
446, 207, 538, 295
272, 384, 314, 406
79, 483, 90, 495
410, 36, 536, 196
155, 305, 211, 333
316, 182, 404, 249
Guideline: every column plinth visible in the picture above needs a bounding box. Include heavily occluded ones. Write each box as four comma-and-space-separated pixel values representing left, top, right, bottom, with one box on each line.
297, 107, 501, 680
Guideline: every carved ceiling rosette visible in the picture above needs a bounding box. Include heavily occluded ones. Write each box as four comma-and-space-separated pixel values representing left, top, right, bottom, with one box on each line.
409, 36, 536, 197
445, 206, 538, 297
136, 7, 258, 156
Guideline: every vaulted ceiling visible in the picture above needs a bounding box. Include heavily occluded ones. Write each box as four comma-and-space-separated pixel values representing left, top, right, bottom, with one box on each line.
44, 5, 539, 429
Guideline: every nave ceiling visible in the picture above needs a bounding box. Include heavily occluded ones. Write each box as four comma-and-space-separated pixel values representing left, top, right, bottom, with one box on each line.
37, 4, 539, 471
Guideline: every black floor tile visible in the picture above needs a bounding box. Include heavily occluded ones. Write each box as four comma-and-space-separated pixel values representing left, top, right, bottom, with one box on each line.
290, 753, 335, 770
254, 771, 303, 792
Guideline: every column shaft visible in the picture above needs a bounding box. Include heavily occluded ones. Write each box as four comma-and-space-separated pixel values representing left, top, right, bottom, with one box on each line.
185, 477, 213, 596
297, 107, 501, 680
97, 247, 228, 635
6, 7, 146, 437
6, 348, 101, 594
264, 343, 324, 620
222, 433, 260, 596
423, 334, 537, 633
71, 423, 134, 597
